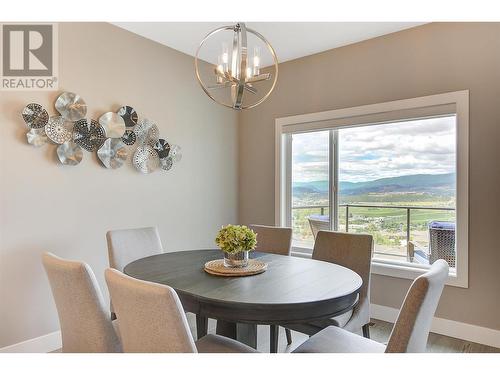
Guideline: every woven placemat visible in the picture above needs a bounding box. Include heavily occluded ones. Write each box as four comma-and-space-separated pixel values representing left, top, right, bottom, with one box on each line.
204, 259, 268, 277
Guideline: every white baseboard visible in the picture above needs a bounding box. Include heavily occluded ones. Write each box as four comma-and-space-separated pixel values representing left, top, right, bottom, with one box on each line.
0, 330, 61, 353
371, 304, 500, 349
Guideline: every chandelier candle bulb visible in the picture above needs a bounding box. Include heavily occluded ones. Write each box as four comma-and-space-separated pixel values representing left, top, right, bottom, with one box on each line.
216, 57, 224, 83
222, 42, 229, 71
253, 46, 260, 76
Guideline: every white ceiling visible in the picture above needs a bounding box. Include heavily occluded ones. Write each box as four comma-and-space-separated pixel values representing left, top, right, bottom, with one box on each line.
113, 22, 425, 66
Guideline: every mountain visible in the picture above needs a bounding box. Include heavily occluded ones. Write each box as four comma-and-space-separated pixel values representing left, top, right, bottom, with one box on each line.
293, 173, 455, 196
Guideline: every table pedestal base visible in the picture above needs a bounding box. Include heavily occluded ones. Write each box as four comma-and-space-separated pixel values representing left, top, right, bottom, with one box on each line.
196, 315, 208, 339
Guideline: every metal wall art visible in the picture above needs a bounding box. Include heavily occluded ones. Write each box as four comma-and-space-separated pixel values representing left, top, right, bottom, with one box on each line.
153, 139, 170, 159
45, 116, 73, 144
27, 128, 48, 147
121, 130, 137, 146
97, 139, 128, 169
73, 119, 106, 152
160, 156, 173, 171
118, 105, 138, 128
22, 103, 49, 129
55, 92, 87, 121
169, 144, 183, 162
134, 118, 159, 145
21, 91, 182, 174
133, 145, 160, 174
99, 112, 126, 138
57, 141, 83, 166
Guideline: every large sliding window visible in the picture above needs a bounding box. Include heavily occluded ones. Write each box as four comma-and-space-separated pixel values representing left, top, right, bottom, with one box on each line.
276, 91, 468, 287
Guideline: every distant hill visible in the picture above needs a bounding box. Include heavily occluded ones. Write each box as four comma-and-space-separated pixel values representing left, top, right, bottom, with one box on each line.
293, 173, 455, 196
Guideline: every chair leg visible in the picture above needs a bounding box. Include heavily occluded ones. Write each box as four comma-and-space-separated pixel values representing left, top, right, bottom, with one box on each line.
285, 328, 293, 345
362, 324, 370, 339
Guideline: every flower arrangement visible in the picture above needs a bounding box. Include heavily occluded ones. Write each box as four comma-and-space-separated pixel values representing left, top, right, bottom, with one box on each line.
215, 224, 257, 254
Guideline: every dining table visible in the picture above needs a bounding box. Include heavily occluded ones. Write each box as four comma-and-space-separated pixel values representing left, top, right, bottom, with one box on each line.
124, 249, 362, 353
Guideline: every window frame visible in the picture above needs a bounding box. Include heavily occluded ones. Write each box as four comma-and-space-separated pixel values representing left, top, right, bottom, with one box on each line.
275, 91, 469, 288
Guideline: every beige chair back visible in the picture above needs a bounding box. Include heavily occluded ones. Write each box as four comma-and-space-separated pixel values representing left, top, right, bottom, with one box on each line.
106, 226, 163, 272
42, 252, 122, 353
106, 226, 164, 318
105, 268, 197, 353
386, 259, 449, 353
312, 231, 374, 332
249, 224, 292, 256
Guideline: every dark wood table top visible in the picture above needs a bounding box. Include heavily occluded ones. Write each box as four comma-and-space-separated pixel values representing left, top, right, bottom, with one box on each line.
124, 249, 362, 324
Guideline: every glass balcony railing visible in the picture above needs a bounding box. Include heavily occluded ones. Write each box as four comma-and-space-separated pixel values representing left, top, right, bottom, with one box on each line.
291, 204, 456, 267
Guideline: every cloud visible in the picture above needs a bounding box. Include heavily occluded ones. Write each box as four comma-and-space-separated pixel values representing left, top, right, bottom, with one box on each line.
292, 116, 456, 182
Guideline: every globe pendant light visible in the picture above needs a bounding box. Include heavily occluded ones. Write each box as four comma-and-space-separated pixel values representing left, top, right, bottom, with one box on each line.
195, 23, 278, 110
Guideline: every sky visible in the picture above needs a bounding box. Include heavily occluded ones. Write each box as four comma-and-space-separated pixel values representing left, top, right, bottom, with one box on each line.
291, 116, 456, 183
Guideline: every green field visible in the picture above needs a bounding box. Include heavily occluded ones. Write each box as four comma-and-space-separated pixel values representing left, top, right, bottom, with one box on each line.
292, 192, 456, 254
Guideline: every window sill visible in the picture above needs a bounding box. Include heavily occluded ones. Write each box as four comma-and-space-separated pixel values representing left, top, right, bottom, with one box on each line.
291, 250, 468, 288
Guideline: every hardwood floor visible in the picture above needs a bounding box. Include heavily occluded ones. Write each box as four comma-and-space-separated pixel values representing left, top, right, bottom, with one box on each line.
368, 319, 500, 353
186, 314, 500, 353
51, 316, 499, 353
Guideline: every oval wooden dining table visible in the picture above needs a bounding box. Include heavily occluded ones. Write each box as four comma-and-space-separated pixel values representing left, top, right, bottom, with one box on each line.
124, 249, 362, 353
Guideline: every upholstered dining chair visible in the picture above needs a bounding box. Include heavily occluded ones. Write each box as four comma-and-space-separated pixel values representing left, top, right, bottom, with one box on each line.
42, 252, 122, 353
106, 226, 164, 319
249, 224, 292, 256
293, 259, 449, 353
249, 224, 293, 348
105, 268, 258, 353
286, 230, 374, 340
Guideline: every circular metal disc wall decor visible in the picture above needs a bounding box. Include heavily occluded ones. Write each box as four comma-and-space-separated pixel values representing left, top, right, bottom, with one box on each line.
169, 144, 182, 162
21, 93, 181, 173
22, 103, 49, 129
26, 128, 48, 147
99, 112, 126, 138
45, 116, 73, 144
73, 119, 105, 152
134, 119, 159, 145
121, 130, 136, 146
57, 141, 83, 166
153, 139, 170, 159
117, 105, 138, 128
160, 156, 173, 171
55, 92, 87, 121
133, 145, 159, 174
97, 139, 128, 169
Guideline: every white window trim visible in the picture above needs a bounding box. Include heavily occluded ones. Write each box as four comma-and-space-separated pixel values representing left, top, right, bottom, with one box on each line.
275, 90, 469, 288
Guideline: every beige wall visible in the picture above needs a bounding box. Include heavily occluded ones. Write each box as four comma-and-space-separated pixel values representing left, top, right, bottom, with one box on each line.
239, 23, 500, 330
0, 22, 238, 348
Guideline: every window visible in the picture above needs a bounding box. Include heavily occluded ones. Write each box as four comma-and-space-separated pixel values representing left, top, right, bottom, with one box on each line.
275, 91, 469, 287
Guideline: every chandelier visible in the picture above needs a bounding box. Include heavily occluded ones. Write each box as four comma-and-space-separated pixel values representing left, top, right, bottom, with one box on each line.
195, 23, 278, 110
